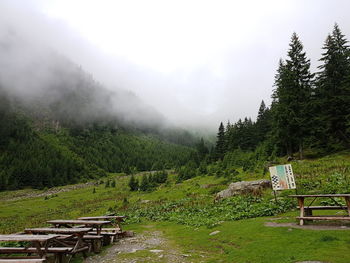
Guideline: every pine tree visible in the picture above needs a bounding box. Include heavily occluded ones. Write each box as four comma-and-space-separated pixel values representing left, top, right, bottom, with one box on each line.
196, 138, 209, 161
215, 122, 226, 160
139, 175, 149, 191
128, 175, 139, 191
272, 33, 314, 158
315, 24, 350, 147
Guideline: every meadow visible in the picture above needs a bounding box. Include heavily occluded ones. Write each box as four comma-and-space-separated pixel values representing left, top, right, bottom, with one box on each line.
1, 151, 350, 262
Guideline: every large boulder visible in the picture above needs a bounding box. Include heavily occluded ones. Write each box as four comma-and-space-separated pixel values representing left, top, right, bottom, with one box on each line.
215, 179, 271, 200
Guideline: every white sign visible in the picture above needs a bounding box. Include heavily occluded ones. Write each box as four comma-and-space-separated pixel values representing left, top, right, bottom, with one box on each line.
269, 164, 296, 191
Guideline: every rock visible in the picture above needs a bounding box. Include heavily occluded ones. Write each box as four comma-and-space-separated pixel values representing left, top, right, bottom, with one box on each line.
209, 230, 220, 236
216, 179, 271, 200
181, 254, 190, 257
141, 200, 151, 204
149, 249, 163, 253
124, 231, 135, 237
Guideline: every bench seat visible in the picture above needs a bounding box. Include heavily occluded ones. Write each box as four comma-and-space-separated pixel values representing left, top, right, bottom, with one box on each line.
297, 216, 350, 220
0, 247, 73, 254
0, 260, 45, 263
298, 206, 347, 210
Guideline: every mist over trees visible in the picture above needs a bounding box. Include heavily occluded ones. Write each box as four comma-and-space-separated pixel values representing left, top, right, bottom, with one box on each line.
0, 28, 198, 190
214, 24, 350, 160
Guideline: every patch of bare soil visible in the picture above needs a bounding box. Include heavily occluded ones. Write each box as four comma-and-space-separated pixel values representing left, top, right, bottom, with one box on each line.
265, 221, 350, 230
1, 182, 96, 202
84, 230, 192, 263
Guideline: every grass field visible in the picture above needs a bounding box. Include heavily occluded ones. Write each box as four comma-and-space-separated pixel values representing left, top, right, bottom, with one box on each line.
1, 152, 350, 262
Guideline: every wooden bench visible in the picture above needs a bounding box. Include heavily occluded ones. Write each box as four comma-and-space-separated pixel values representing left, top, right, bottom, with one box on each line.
297, 216, 350, 221
0, 247, 73, 263
0, 247, 73, 254
0, 259, 45, 263
87, 232, 116, 245
290, 194, 350, 225
81, 235, 103, 253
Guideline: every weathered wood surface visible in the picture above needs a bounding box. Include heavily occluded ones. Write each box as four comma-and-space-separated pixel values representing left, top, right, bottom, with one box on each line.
78, 216, 125, 221
0, 259, 45, 263
290, 194, 350, 197
0, 235, 58, 242
297, 206, 347, 210
47, 220, 110, 226
25, 228, 91, 234
0, 247, 73, 253
297, 216, 350, 220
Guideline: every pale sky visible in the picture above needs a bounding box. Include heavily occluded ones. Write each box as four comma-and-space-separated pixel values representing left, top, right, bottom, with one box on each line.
2, 0, 350, 131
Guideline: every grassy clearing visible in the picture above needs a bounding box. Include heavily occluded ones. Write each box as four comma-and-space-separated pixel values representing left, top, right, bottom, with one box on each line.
1, 152, 350, 262
123, 219, 350, 263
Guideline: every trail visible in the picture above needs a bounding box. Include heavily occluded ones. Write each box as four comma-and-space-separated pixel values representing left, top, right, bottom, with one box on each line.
84, 229, 193, 263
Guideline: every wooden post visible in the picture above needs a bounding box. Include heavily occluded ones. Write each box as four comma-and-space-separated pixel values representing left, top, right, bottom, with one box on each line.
345, 197, 350, 216
297, 197, 305, 226
273, 190, 278, 203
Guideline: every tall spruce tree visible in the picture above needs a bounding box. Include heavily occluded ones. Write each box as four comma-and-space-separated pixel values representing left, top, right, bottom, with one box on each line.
272, 33, 313, 158
315, 24, 350, 147
215, 122, 226, 160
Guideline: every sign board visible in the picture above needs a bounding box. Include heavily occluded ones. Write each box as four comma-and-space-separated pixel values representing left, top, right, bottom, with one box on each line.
269, 164, 296, 191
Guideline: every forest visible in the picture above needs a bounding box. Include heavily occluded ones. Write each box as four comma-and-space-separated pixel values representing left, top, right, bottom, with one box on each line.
0, 53, 196, 190
214, 24, 350, 163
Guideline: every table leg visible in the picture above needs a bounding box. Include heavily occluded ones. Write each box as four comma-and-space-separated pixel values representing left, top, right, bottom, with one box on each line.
33, 241, 44, 259
345, 197, 350, 216
298, 197, 305, 225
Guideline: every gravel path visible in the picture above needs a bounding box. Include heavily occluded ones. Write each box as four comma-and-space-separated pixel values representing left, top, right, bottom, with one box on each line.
84, 230, 192, 263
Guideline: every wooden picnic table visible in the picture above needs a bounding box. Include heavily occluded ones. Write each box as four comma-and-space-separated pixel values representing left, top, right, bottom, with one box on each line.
46, 220, 110, 236
78, 216, 126, 232
0, 234, 59, 260
24, 228, 91, 262
289, 194, 350, 225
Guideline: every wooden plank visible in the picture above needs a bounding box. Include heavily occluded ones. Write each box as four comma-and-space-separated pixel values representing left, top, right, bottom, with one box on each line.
47, 220, 110, 225
290, 194, 350, 197
0, 235, 58, 242
81, 235, 103, 240
25, 228, 91, 234
78, 216, 125, 220
87, 232, 117, 236
297, 206, 347, 210
0, 260, 45, 263
297, 216, 350, 220
0, 247, 73, 253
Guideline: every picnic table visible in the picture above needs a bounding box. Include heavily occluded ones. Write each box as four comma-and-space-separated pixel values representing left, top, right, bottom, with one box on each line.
289, 194, 350, 225
0, 234, 58, 261
24, 227, 91, 260
77, 216, 126, 243
47, 220, 110, 235
78, 216, 126, 232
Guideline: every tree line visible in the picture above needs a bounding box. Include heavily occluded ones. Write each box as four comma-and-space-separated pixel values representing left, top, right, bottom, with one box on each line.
215, 24, 350, 160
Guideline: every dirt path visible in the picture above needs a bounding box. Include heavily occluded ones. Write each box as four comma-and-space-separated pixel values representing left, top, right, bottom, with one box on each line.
0, 182, 96, 202
84, 229, 192, 263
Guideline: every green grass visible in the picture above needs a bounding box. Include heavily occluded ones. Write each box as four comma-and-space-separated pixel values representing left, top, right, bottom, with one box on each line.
123, 219, 350, 263
1, 151, 350, 262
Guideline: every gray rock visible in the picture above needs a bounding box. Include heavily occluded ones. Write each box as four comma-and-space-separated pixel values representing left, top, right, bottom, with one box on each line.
216, 179, 271, 200
209, 230, 220, 236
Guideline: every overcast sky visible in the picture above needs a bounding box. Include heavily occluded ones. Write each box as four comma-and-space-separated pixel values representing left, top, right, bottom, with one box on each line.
2, 0, 350, 131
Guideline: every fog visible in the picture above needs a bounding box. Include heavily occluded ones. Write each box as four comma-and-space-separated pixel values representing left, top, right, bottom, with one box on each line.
1, 0, 350, 132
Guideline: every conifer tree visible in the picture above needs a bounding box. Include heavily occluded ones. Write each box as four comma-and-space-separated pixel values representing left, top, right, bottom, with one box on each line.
315, 24, 350, 146
215, 122, 226, 160
272, 33, 313, 158
139, 175, 149, 191
128, 175, 139, 191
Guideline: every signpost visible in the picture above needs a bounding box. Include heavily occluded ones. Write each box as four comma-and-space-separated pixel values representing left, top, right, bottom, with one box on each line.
269, 164, 296, 202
